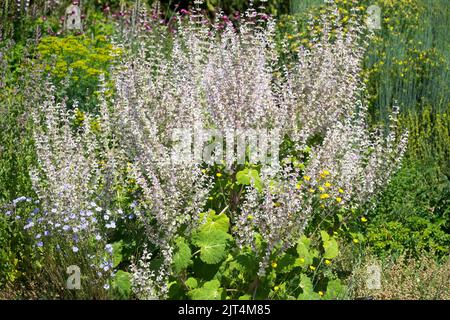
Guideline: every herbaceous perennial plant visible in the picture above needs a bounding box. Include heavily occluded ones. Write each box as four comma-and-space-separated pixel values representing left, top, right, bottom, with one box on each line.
6, 0, 408, 298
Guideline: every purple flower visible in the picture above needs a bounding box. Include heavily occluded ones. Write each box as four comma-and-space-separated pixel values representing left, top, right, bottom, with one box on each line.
63, 225, 70, 231
72, 246, 79, 253
37, 241, 44, 247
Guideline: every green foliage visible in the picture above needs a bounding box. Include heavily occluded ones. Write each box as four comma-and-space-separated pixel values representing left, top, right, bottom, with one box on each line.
187, 279, 224, 300
235, 168, 263, 192
111, 270, 132, 299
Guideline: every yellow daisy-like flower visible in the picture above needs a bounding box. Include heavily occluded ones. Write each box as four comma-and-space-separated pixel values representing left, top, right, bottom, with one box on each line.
296, 182, 302, 189
271, 262, 277, 268
361, 217, 368, 223
274, 286, 280, 292
324, 182, 331, 188
336, 197, 342, 203
208, 196, 213, 200
247, 215, 254, 221
309, 188, 315, 193
325, 259, 331, 265
309, 265, 316, 271
303, 175, 311, 181
319, 291, 324, 296
216, 173, 222, 177
320, 193, 330, 199
322, 170, 330, 176
201, 169, 207, 174
353, 239, 359, 244
338, 188, 344, 194
318, 186, 325, 192
299, 258, 305, 264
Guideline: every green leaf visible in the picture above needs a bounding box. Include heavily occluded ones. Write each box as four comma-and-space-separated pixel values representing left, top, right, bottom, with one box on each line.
188, 279, 223, 300
112, 241, 123, 268
199, 210, 230, 234
112, 270, 131, 298
185, 277, 198, 289
238, 294, 252, 300
192, 229, 232, 264
236, 168, 263, 192
173, 237, 192, 273
321, 232, 339, 260
320, 231, 330, 242
324, 279, 346, 300
297, 274, 321, 300
295, 236, 314, 267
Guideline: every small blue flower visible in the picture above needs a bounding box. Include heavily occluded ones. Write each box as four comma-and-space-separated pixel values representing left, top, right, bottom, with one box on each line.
105, 244, 113, 254
44, 230, 50, 236
103, 283, 110, 290
13, 196, 27, 205
106, 221, 116, 229
24, 221, 34, 230
5, 211, 11, 216
72, 246, 79, 253
95, 234, 102, 241
36, 233, 42, 239
37, 241, 43, 247
63, 225, 70, 231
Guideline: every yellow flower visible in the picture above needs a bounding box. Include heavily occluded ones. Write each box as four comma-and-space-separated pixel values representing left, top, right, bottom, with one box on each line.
353, 239, 359, 244
309, 265, 316, 271
296, 182, 302, 189
320, 193, 330, 199
338, 188, 344, 194
201, 169, 207, 174
336, 197, 342, 203
318, 186, 325, 192
322, 170, 330, 176
324, 182, 331, 188
319, 291, 324, 296
309, 188, 315, 193
247, 214, 254, 221
303, 175, 311, 181
325, 259, 331, 265
208, 196, 213, 200
216, 173, 222, 177
299, 258, 305, 263
361, 217, 368, 223
271, 261, 277, 268
274, 286, 280, 292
